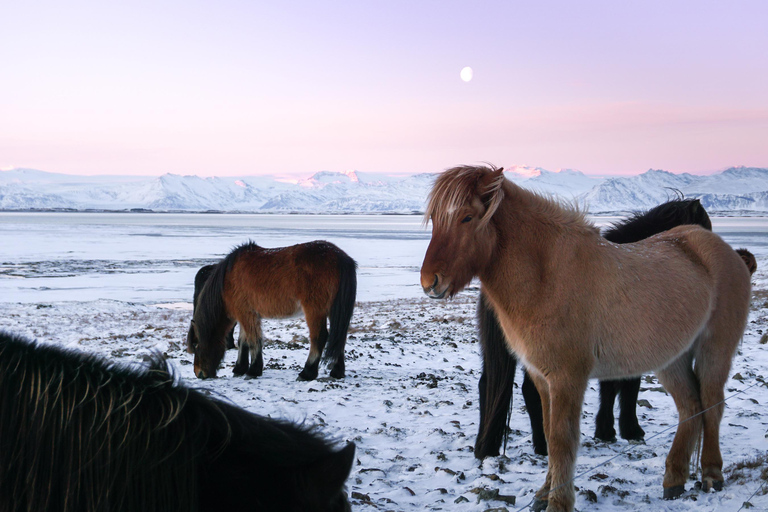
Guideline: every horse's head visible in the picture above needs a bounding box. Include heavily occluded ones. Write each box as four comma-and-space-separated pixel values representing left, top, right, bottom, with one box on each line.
420, 165, 505, 299
190, 315, 226, 379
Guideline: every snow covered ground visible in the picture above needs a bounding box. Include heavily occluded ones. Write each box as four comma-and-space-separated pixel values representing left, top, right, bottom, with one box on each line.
2, 214, 767, 511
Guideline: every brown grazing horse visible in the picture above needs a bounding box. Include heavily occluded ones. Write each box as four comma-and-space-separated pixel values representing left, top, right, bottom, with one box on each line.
189, 240, 357, 381
420, 165, 752, 512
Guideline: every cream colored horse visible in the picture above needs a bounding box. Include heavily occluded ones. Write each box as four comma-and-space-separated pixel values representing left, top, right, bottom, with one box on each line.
420, 165, 752, 512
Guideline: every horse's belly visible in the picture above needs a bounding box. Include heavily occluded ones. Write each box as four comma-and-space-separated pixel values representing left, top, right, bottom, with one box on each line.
263, 299, 303, 318
590, 326, 703, 380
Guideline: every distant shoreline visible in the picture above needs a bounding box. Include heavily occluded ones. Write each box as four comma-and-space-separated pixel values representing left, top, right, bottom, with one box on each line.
2, 208, 767, 217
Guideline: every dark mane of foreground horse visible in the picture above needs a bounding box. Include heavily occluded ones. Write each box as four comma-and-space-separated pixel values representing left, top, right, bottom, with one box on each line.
421, 165, 752, 512
0, 331, 354, 512
474, 198, 717, 458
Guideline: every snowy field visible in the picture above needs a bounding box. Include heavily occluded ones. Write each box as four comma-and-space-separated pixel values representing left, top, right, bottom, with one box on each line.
1, 213, 767, 511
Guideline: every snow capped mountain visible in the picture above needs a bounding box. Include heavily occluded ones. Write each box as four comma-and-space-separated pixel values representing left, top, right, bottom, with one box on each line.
1, 166, 767, 214
583, 167, 768, 213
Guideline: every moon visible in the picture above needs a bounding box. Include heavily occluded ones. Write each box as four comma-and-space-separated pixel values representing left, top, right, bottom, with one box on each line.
460, 66, 473, 82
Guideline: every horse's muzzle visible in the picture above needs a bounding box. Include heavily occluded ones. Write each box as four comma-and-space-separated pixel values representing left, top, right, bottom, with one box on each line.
422, 274, 448, 299
196, 369, 217, 379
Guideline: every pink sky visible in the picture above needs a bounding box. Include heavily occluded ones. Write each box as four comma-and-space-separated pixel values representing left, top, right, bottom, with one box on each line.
1, 1, 767, 178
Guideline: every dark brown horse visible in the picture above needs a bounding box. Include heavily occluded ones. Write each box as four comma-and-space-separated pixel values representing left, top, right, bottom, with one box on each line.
421, 165, 752, 512
474, 198, 716, 459
189, 241, 357, 381
0, 331, 354, 512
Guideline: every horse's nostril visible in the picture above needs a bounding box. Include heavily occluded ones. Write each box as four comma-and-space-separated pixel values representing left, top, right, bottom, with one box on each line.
432, 274, 439, 290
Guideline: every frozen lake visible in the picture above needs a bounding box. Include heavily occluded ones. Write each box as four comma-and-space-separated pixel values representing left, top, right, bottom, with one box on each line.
2, 212, 768, 304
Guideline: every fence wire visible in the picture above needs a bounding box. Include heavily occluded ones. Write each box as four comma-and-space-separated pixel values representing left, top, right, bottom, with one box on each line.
512, 380, 763, 512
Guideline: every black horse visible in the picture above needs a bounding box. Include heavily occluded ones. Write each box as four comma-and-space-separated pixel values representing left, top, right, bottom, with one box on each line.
474, 198, 713, 458
188, 264, 236, 351
0, 331, 354, 512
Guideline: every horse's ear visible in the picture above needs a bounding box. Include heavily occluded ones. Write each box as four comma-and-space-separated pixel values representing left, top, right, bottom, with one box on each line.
305, 442, 355, 502
690, 199, 703, 215
477, 166, 505, 226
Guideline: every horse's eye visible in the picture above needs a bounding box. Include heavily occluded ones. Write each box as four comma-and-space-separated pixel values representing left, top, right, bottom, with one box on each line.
461, 215, 472, 224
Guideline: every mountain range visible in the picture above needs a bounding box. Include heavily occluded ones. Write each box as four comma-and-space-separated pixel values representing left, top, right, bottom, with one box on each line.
1, 166, 767, 214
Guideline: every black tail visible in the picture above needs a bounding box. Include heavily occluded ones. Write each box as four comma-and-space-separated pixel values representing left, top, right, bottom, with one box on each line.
474, 292, 518, 459
323, 251, 357, 365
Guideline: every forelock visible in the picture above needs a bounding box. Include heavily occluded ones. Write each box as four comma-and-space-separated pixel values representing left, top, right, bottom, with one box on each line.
424, 165, 504, 228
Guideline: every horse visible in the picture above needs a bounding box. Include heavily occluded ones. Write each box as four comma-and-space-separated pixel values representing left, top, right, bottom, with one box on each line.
737, 248, 758, 274
420, 165, 752, 512
189, 240, 357, 381
474, 198, 715, 459
187, 263, 235, 351
0, 331, 355, 512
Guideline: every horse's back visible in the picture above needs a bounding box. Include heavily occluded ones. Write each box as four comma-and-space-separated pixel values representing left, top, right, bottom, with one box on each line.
591, 225, 750, 378
655, 225, 751, 290
664, 225, 752, 336
225, 241, 346, 318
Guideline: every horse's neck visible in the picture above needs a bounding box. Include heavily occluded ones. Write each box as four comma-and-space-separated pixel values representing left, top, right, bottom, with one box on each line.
480, 186, 597, 317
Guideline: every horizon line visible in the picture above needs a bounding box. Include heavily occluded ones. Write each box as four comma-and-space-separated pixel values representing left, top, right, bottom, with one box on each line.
2, 164, 764, 180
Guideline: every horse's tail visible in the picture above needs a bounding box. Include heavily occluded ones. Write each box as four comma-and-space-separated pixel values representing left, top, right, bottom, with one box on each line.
736, 248, 757, 275
323, 250, 357, 364
474, 292, 518, 459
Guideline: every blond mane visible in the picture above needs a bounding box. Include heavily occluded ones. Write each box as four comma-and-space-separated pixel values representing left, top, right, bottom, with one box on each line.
425, 164, 592, 233
424, 165, 505, 228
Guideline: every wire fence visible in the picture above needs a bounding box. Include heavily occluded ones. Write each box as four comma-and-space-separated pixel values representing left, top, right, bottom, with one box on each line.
512, 380, 764, 512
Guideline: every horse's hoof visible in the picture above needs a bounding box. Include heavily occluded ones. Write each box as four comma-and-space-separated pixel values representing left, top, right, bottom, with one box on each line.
297, 371, 317, 381
474, 445, 499, 460
329, 368, 345, 379
531, 497, 548, 511
663, 485, 685, 500
594, 426, 617, 443
619, 423, 645, 441
533, 444, 548, 456
702, 479, 724, 493
232, 367, 246, 377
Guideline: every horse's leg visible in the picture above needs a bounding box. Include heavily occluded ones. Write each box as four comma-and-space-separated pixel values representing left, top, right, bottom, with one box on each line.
232, 329, 250, 376
618, 377, 645, 441
329, 344, 344, 379
522, 369, 547, 455
298, 311, 328, 381
245, 318, 264, 377
594, 380, 618, 442
539, 375, 588, 512
225, 324, 236, 350
655, 353, 702, 500
695, 331, 739, 493
527, 372, 553, 508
